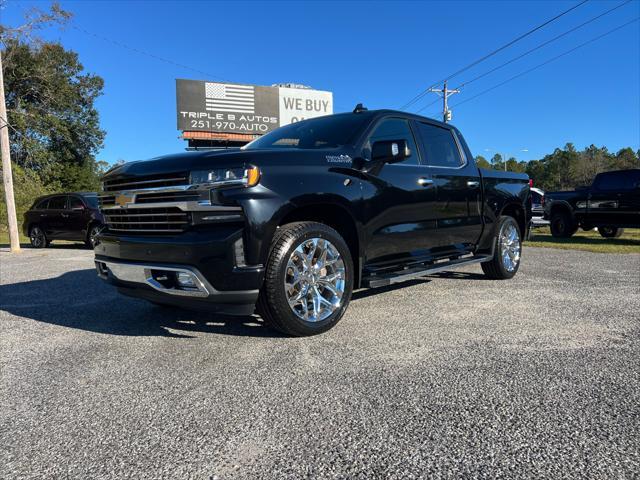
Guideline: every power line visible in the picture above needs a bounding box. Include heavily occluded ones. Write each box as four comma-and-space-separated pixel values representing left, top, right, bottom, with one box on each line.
449, 17, 639, 112
414, 98, 440, 114
10, 1, 232, 82
0, 113, 22, 136
71, 25, 231, 82
455, 0, 633, 90
399, 0, 590, 111
415, 0, 633, 114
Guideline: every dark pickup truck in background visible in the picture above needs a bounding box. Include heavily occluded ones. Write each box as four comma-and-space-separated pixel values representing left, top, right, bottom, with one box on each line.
544, 169, 640, 238
94, 109, 531, 336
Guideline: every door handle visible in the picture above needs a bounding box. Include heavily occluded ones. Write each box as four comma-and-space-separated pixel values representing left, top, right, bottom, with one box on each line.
40, 213, 48, 217
418, 177, 434, 187
61, 213, 69, 218
467, 180, 480, 188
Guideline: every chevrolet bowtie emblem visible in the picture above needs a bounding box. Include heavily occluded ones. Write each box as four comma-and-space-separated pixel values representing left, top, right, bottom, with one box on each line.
115, 192, 135, 207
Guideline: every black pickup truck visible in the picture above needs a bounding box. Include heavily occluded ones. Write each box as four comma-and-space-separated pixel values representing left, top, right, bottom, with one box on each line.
95, 108, 531, 336
543, 169, 640, 238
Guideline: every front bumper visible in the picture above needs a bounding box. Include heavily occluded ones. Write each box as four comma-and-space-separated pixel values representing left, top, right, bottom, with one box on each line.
94, 228, 263, 316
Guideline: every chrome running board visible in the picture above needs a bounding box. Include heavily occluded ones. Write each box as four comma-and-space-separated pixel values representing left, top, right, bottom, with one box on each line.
362, 255, 492, 288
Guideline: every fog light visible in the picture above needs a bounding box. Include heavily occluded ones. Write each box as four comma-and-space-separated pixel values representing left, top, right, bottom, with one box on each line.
176, 271, 197, 289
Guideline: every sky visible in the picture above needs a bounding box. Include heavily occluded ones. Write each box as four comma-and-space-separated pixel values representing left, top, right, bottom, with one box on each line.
2, 0, 639, 164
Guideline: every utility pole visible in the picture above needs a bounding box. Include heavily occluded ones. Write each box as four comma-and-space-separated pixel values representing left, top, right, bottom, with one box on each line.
0, 50, 21, 253
429, 81, 460, 123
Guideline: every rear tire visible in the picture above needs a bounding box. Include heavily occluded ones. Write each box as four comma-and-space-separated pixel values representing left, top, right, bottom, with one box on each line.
550, 211, 577, 238
29, 225, 49, 248
86, 223, 104, 248
257, 222, 354, 336
598, 226, 624, 238
481, 216, 522, 280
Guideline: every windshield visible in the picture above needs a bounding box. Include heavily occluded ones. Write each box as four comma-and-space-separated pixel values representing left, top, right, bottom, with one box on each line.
244, 113, 372, 150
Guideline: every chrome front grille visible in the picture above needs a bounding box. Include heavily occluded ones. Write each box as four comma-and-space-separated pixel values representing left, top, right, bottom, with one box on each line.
135, 191, 201, 204
99, 172, 243, 235
99, 191, 201, 208
103, 172, 189, 192
103, 207, 190, 233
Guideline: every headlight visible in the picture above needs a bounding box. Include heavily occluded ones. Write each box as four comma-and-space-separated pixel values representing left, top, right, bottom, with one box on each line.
190, 166, 260, 188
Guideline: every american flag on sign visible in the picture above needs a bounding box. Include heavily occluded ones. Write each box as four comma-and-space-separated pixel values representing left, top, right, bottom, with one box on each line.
205, 83, 255, 114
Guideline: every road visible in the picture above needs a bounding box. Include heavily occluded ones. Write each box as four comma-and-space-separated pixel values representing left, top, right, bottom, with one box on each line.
1, 246, 639, 479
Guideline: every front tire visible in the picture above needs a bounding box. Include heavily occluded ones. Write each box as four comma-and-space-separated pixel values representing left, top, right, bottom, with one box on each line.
550, 211, 578, 238
481, 216, 522, 280
598, 226, 624, 238
257, 222, 354, 336
29, 225, 49, 248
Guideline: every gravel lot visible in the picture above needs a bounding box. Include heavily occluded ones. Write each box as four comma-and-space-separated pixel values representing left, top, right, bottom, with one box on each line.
1, 246, 639, 479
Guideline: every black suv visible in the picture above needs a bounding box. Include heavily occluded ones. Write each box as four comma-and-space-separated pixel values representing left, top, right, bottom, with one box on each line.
23, 192, 104, 248
94, 109, 531, 336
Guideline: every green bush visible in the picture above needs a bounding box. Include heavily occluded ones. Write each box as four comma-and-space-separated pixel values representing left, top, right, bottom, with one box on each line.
0, 163, 51, 232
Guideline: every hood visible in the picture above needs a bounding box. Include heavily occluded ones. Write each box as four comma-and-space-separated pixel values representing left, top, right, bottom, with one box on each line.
103, 148, 350, 180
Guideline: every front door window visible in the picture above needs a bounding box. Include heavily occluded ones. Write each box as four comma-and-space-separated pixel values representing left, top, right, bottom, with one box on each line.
363, 118, 420, 165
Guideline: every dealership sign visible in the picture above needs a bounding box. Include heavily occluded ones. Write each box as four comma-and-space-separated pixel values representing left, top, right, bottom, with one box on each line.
176, 79, 333, 134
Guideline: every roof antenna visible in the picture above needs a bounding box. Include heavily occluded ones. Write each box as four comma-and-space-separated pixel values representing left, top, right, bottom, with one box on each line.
353, 103, 368, 113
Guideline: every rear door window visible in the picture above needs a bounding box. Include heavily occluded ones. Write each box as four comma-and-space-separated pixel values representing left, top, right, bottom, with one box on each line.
415, 122, 464, 168
69, 196, 85, 209
47, 196, 68, 210
593, 171, 636, 191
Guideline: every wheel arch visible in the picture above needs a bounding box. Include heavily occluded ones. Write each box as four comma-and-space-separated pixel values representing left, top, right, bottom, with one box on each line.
85, 219, 103, 242
26, 221, 39, 235
276, 200, 362, 288
548, 201, 573, 219
500, 202, 527, 238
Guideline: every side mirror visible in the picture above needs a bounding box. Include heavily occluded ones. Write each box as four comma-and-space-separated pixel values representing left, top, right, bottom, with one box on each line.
371, 139, 410, 164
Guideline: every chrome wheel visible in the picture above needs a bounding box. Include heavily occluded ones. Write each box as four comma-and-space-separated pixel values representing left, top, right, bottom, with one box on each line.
30, 227, 45, 248
89, 225, 103, 248
499, 222, 521, 272
284, 237, 346, 322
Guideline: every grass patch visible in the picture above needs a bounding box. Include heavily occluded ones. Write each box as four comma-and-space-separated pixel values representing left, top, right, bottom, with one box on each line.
527, 226, 640, 254
0, 231, 30, 248
0, 231, 81, 249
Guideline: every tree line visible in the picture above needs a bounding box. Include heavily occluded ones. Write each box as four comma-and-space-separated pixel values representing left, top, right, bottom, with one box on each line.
1, 4, 107, 231
475, 144, 639, 191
